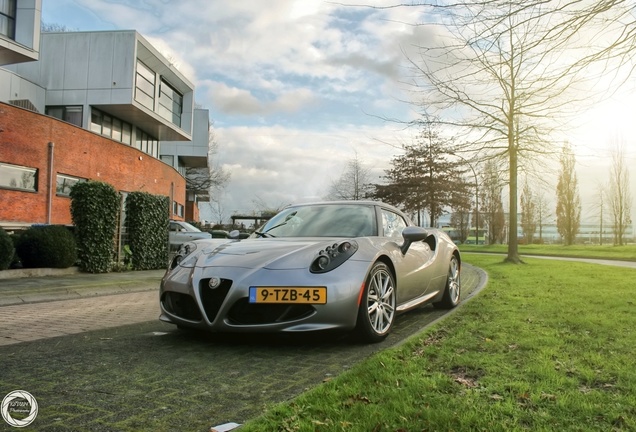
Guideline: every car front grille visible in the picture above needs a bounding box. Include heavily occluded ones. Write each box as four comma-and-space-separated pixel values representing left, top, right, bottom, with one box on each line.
226, 298, 315, 325
161, 292, 202, 321
199, 278, 233, 323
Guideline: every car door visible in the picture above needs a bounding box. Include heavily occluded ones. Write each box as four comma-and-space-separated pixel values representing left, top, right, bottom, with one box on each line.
380, 209, 434, 303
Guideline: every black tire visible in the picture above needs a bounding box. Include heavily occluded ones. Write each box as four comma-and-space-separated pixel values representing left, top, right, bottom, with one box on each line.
433, 255, 461, 309
354, 262, 396, 343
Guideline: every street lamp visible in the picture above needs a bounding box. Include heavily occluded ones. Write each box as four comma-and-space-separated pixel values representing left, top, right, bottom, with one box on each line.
452, 153, 479, 245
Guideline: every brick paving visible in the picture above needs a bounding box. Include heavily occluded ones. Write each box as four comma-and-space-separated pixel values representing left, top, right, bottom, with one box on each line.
0, 265, 486, 431
0, 291, 158, 346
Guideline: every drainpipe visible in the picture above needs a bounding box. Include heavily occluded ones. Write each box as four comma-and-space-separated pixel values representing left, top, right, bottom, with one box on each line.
47, 142, 54, 224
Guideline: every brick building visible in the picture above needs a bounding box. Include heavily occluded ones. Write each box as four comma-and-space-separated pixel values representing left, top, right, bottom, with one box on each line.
0, 0, 210, 230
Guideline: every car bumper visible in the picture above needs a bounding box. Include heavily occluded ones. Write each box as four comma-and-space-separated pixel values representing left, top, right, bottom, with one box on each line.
159, 261, 371, 333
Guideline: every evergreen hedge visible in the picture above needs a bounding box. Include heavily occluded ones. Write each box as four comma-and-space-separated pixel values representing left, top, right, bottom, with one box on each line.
14, 225, 77, 268
125, 191, 169, 270
70, 181, 120, 273
0, 227, 14, 270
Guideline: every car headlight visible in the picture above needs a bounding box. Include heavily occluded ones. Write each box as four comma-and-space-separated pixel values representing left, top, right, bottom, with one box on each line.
310, 240, 358, 273
169, 242, 199, 270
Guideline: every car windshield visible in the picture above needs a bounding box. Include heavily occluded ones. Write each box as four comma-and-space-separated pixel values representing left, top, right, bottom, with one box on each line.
255, 204, 377, 238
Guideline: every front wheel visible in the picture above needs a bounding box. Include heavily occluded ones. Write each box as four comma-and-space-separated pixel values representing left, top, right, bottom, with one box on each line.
354, 262, 396, 343
433, 255, 461, 309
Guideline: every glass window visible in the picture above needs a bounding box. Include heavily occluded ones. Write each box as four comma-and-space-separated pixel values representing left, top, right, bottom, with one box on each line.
381, 210, 408, 238
46, 106, 83, 127
135, 60, 155, 110
134, 129, 142, 150
122, 123, 132, 145
102, 114, 112, 137
0, 0, 16, 39
91, 107, 133, 144
65, 106, 83, 127
91, 109, 102, 133
0, 162, 37, 192
112, 118, 122, 142
56, 174, 86, 197
158, 78, 183, 126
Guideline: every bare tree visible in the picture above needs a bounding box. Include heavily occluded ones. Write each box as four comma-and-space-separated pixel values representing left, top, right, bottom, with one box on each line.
326, 152, 373, 201
607, 143, 632, 245
480, 159, 506, 245
535, 192, 551, 244
185, 126, 231, 200
520, 178, 537, 244
590, 183, 607, 245
380, 0, 636, 262
556, 143, 581, 245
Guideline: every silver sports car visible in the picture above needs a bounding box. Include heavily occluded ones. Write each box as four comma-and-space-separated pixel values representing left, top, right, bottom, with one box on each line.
159, 201, 461, 342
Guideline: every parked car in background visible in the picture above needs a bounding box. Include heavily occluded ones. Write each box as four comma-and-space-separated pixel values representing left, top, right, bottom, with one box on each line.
169, 221, 212, 250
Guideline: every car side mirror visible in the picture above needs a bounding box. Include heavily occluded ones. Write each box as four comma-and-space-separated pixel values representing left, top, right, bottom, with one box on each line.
400, 226, 429, 255
228, 230, 241, 239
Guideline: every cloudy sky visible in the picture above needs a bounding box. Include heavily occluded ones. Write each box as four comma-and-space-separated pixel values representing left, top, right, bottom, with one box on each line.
41, 0, 636, 224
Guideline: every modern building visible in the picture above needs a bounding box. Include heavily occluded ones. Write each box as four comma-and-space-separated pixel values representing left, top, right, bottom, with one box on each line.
0, 0, 40, 65
160, 107, 211, 219
1, 4, 210, 230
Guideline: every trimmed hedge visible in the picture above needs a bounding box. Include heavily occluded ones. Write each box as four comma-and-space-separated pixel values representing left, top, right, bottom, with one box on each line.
0, 227, 14, 270
14, 225, 77, 269
70, 181, 120, 273
125, 191, 169, 270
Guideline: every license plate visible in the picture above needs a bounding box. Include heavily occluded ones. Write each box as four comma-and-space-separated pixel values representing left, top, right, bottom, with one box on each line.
249, 287, 327, 304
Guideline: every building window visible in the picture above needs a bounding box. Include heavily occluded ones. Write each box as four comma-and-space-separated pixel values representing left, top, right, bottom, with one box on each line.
90, 108, 132, 145
135, 127, 158, 158
158, 78, 183, 127
135, 59, 156, 111
0, 0, 16, 40
0, 162, 37, 192
173, 201, 184, 218
56, 174, 86, 197
46, 106, 83, 127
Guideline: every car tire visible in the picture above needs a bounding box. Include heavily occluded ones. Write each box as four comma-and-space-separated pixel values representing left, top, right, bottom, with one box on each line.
433, 255, 461, 309
355, 262, 396, 343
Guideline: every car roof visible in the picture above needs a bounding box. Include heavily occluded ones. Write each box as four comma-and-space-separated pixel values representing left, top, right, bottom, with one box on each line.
285, 200, 408, 217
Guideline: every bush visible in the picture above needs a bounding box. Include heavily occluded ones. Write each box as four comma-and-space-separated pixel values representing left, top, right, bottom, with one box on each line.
14, 225, 77, 268
125, 192, 169, 270
70, 181, 120, 273
0, 227, 15, 270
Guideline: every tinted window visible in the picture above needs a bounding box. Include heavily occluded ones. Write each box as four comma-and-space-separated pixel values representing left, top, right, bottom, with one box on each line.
257, 204, 377, 238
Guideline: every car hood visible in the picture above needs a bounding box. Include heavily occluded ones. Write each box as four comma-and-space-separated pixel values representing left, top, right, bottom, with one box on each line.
191, 238, 349, 270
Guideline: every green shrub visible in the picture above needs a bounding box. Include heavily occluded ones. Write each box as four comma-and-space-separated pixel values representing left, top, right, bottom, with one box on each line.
0, 227, 15, 270
70, 180, 120, 273
125, 191, 169, 270
14, 225, 77, 268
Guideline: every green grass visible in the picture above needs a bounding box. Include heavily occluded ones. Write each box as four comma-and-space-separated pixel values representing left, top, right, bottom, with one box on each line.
459, 243, 636, 261
241, 254, 636, 431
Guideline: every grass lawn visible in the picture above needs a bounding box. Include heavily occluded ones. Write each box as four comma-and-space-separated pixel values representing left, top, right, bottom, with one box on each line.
459, 243, 636, 261
240, 253, 636, 431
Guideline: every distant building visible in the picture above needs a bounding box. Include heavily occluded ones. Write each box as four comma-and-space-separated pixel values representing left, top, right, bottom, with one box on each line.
1, 7, 210, 230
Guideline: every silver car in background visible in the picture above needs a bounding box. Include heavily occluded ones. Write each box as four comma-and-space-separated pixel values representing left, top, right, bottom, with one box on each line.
169, 220, 212, 251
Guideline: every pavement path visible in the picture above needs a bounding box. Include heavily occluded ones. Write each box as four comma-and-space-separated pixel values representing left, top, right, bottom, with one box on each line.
0, 291, 159, 346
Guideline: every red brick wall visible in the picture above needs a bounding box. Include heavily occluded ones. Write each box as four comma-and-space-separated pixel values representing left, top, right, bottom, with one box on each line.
0, 103, 186, 226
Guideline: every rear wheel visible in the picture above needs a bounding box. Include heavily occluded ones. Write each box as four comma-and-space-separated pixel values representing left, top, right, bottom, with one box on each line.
433, 255, 461, 309
355, 262, 396, 343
